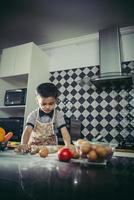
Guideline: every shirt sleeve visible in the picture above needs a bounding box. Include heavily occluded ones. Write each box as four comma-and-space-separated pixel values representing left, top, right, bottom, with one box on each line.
26, 110, 37, 128
55, 110, 66, 129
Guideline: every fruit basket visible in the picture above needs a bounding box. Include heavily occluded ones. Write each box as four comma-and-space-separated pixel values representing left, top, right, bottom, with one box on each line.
73, 139, 115, 165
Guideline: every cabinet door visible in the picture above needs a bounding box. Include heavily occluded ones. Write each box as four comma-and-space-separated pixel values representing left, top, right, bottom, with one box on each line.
0, 47, 16, 77
13, 43, 32, 75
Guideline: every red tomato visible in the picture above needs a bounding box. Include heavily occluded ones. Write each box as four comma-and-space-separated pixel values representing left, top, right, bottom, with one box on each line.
58, 147, 73, 162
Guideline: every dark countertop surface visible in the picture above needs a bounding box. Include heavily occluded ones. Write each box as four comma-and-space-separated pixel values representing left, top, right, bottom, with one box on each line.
0, 150, 134, 200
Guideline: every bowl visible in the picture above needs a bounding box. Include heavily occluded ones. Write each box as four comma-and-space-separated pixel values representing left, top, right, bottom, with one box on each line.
74, 139, 115, 163
0, 142, 8, 151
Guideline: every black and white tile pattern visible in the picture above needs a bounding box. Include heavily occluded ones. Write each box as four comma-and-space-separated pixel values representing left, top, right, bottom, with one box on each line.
50, 61, 134, 144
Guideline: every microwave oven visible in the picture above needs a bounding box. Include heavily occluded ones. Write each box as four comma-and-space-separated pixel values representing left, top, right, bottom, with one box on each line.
0, 117, 24, 141
4, 88, 27, 106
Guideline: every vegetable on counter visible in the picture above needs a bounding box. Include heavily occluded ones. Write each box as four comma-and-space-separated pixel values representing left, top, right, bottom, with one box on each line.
4, 132, 13, 142
57, 147, 73, 162
0, 127, 13, 143
39, 147, 49, 158
0, 127, 6, 142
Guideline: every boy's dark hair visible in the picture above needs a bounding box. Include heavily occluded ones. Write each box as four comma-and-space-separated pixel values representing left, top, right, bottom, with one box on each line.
36, 82, 59, 99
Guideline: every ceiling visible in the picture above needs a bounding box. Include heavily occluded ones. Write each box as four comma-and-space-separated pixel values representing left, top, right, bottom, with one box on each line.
0, 0, 134, 51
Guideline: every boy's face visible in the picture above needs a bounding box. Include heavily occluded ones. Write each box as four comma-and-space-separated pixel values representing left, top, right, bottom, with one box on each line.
36, 96, 57, 113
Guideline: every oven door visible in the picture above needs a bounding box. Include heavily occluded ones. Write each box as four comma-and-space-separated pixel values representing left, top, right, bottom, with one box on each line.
0, 117, 24, 141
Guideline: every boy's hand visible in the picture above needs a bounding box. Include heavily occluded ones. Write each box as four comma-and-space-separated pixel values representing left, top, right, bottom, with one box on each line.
14, 144, 31, 154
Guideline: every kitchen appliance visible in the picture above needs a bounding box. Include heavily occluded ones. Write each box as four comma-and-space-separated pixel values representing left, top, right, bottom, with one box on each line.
90, 26, 134, 86
0, 117, 24, 141
57, 117, 81, 144
4, 88, 27, 106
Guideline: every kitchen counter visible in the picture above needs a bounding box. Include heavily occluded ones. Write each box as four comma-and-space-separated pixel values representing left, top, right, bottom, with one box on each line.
113, 151, 134, 158
0, 150, 134, 200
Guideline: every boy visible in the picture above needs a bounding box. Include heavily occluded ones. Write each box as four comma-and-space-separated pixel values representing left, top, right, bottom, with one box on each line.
20, 82, 71, 152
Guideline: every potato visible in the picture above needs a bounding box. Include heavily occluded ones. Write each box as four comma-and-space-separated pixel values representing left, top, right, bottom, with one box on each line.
76, 139, 85, 146
87, 150, 98, 162
72, 150, 80, 159
39, 147, 49, 158
80, 142, 91, 154
96, 146, 108, 158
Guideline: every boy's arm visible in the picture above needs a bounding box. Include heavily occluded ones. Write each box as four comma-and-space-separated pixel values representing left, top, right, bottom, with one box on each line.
60, 127, 71, 147
21, 126, 33, 145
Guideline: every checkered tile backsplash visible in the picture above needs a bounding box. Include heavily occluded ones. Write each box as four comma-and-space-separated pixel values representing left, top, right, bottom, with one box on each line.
50, 61, 134, 144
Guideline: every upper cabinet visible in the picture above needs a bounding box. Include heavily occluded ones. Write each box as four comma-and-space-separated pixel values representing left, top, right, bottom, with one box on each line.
0, 42, 33, 77
0, 42, 50, 123
0, 46, 16, 77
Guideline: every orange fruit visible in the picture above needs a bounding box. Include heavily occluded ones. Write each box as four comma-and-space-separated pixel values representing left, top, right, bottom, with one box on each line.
0, 133, 4, 142
0, 127, 6, 136
0, 127, 6, 142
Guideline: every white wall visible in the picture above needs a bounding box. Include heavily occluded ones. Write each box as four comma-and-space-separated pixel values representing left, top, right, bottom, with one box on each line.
40, 26, 134, 72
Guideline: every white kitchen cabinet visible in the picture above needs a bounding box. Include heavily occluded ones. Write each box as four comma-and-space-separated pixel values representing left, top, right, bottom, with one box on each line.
0, 42, 49, 125
0, 46, 16, 77
13, 43, 32, 75
0, 42, 34, 77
